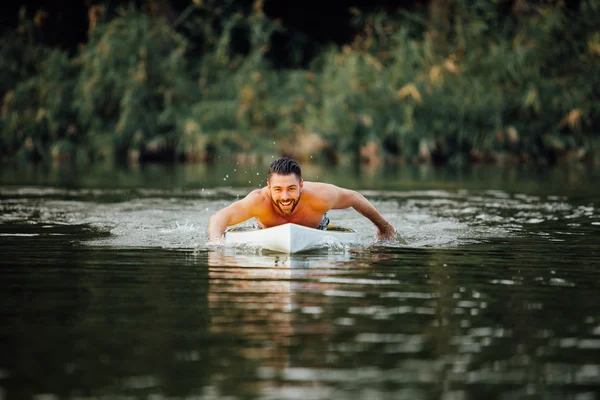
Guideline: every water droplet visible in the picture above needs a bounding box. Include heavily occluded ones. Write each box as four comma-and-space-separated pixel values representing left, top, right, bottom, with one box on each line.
226, 174, 229, 178
256, 172, 259, 175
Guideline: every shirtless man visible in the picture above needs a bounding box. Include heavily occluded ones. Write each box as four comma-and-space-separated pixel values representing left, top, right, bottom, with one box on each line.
208, 157, 398, 241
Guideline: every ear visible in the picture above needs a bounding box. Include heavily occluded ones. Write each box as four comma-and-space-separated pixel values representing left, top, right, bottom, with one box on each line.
267, 179, 271, 189
300, 179, 304, 190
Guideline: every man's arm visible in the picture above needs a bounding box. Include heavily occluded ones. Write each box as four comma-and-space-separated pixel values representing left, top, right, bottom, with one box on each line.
208, 190, 261, 241
330, 186, 397, 241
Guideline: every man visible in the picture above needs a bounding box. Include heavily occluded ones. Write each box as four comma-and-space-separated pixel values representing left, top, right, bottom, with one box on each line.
208, 157, 398, 241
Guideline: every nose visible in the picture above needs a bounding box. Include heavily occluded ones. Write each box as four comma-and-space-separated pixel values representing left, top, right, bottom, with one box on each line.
281, 191, 290, 199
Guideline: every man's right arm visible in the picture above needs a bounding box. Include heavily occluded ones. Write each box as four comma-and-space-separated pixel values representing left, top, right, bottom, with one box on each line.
208, 190, 261, 241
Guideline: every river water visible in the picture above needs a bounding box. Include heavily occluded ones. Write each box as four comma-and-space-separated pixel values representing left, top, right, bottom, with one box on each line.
1, 162, 599, 399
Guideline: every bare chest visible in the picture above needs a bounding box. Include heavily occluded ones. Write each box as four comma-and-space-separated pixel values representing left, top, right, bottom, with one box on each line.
257, 207, 325, 229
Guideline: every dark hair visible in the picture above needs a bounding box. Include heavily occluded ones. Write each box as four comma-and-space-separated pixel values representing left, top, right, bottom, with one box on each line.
268, 157, 302, 180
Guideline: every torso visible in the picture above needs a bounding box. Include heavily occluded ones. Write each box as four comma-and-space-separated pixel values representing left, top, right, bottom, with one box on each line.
253, 182, 331, 229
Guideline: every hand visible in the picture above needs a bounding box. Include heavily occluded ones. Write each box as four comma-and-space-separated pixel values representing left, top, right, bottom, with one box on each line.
376, 224, 407, 245
376, 224, 397, 241
207, 237, 225, 247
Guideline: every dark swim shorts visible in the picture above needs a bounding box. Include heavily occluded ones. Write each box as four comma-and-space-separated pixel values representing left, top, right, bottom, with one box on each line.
316, 213, 330, 230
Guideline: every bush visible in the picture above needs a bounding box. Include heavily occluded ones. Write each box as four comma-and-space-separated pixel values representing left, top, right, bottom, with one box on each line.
300, 0, 600, 164
1, 49, 77, 161
1, 0, 599, 165
73, 6, 193, 162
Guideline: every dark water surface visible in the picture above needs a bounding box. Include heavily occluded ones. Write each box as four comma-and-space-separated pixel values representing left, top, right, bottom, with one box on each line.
1, 163, 599, 399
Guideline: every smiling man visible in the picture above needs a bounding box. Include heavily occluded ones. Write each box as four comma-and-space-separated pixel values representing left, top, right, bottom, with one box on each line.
208, 157, 397, 241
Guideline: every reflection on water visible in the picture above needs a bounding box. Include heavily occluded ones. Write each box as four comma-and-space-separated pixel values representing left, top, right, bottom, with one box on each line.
1, 164, 600, 399
203, 242, 600, 399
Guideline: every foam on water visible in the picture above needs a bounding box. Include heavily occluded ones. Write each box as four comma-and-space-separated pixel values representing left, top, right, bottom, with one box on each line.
1, 186, 597, 250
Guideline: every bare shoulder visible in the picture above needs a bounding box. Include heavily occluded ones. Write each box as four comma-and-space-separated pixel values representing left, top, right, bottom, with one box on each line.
303, 181, 346, 195
303, 181, 362, 210
243, 187, 270, 206
245, 187, 266, 199
302, 181, 347, 208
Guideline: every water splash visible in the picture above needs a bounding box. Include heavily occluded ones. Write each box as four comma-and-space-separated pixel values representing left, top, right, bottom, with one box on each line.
1, 187, 596, 251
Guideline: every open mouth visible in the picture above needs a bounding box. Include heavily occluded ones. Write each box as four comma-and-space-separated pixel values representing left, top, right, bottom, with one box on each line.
279, 200, 293, 207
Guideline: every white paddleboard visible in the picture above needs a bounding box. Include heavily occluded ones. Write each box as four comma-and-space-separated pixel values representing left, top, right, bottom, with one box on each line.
223, 223, 359, 253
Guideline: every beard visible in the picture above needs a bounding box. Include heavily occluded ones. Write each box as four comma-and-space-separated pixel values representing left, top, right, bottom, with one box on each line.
271, 193, 300, 216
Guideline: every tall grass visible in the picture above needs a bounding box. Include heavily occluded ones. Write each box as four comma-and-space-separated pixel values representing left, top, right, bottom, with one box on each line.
74, 6, 192, 162
306, 0, 600, 165
1, 0, 599, 165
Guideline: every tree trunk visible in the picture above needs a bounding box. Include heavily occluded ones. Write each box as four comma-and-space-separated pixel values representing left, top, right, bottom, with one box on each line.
428, 0, 452, 47
146, 0, 177, 26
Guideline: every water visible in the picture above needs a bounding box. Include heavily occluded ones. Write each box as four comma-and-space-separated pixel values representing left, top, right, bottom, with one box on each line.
1, 162, 600, 399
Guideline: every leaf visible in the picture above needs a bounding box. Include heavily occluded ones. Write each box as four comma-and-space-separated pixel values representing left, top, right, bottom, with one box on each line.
397, 83, 422, 103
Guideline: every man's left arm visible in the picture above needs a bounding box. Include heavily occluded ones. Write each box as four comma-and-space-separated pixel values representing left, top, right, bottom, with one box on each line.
331, 187, 397, 241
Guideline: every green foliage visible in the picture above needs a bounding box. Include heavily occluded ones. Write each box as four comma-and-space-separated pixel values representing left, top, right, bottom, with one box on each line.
1, 49, 76, 161
1, 0, 599, 165
0, 33, 50, 100
0, 8, 56, 100
74, 7, 192, 161
301, 0, 600, 164
180, 8, 305, 159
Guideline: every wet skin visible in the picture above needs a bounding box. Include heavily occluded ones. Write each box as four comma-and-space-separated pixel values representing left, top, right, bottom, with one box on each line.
268, 173, 302, 216
208, 173, 397, 241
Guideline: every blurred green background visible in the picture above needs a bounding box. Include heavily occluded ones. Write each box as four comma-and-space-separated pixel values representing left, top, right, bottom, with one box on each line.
1, 0, 599, 167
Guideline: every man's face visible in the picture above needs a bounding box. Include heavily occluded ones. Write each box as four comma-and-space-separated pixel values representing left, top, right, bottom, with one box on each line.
268, 173, 303, 216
